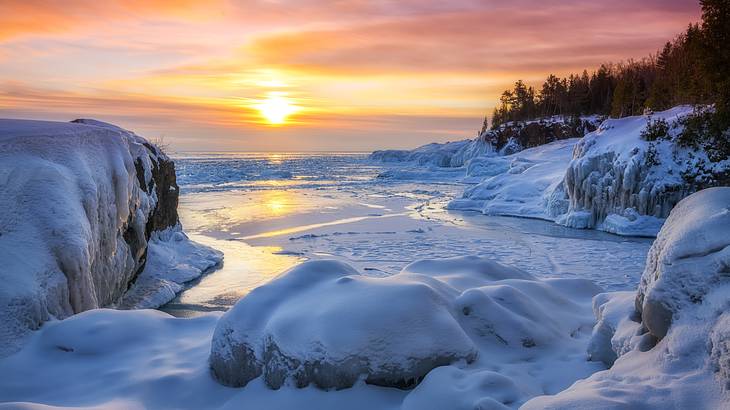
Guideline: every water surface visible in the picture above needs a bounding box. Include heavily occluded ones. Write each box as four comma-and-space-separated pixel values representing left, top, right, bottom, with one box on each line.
161, 152, 652, 317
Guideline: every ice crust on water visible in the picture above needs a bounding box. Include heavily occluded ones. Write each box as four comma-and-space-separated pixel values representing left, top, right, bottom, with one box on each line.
0, 119, 221, 356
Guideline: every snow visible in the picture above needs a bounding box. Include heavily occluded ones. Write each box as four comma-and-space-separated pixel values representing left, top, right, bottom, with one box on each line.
0, 256, 605, 409
0, 119, 221, 357
635, 186, 730, 339
559, 106, 729, 236
370, 138, 494, 168
117, 226, 223, 310
523, 187, 730, 409
448, 139, 576, 220
3, 118, 725, 408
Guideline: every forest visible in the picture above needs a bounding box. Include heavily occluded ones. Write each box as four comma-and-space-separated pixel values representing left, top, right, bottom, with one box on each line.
488, 0, 729, 147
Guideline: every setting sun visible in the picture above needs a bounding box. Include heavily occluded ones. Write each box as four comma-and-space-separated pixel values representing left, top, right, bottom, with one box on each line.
255, 92, 299, 125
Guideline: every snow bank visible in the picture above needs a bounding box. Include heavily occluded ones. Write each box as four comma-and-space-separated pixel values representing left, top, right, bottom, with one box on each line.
559, 106, 730, 236
448, 139, 576, 220
0, 119, 221, 357
211, 255, 603, 405
523, 187, 730, 409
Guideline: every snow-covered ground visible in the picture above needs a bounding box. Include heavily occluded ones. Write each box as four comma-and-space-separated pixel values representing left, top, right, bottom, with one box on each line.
5, 142, 724, 409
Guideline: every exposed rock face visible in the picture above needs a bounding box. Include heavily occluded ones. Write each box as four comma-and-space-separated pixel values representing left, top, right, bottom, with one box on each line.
0, 118, 186, 356
483, 116, 602, 155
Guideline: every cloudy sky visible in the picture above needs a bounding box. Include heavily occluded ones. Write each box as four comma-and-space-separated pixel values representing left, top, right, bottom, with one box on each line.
0, 0, 700, 151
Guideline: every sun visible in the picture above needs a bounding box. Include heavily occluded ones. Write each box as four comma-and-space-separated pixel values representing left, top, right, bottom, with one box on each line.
255, 92, 299, 125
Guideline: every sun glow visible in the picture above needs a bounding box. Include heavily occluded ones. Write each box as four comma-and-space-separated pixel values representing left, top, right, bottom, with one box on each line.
254, 92, 299, 125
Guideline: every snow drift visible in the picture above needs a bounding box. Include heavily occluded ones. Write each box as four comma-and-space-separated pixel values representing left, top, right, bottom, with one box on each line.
523, 187, 730, 409
0, 119, 221, 356
210, 255, 603, 405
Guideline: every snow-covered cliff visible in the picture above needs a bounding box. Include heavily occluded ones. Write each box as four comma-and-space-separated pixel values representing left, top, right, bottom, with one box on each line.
369, 138, 493, 168
449, 106, 729, 236
558, 106, 729, 236
0, 119, 221, 356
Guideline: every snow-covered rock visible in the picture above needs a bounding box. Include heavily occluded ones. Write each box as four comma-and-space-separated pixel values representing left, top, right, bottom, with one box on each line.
558, 106, 730, 236
369, 116, 601, 170
210, 255, 603, 399
0, 118, 221, 357
635, 187, 730, 340
523, 187, 730, 409
586, 291, 642, 366
209, 259, 479, 390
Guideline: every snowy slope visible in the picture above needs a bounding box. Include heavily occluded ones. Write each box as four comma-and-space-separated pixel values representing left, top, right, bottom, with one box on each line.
0, 119, 221, 356
523, 188, 730, 409
448, 138, 576, 220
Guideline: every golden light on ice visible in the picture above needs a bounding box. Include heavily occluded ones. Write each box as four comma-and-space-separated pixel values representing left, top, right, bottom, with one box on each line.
255, 92, 299, 125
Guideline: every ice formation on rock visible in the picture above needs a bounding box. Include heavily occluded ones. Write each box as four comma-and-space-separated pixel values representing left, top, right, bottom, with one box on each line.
0, 119, 221, 356
558, 106, 729, 236
448, 106, 729, 236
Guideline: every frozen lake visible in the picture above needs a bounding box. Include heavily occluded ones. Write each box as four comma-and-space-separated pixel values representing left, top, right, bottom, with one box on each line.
162, 152, 653, 317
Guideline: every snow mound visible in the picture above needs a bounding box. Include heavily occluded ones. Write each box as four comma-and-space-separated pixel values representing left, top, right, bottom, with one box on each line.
448, 139, 576, 220
210, 259, 478, 390
210, 256, 603, 400
558, 106, 730, 236
523, 187, 730, 409
0, 118, 221, 357
586, 291, 642, 366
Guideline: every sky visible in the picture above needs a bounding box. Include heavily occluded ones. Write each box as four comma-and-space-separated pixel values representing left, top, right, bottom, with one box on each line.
0, 0, 701, 151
